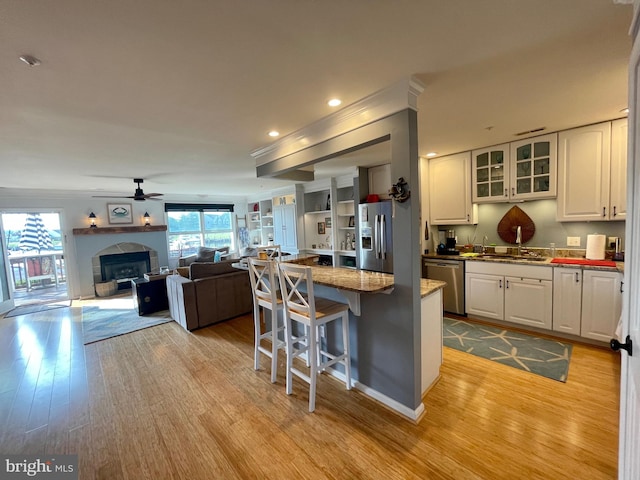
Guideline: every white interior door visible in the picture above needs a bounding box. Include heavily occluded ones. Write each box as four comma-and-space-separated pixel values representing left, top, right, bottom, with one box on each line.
618, 5, 640, 478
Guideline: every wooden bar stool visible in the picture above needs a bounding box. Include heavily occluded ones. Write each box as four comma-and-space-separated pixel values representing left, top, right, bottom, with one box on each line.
277, 262, 352, 412
248, 257, 285, 383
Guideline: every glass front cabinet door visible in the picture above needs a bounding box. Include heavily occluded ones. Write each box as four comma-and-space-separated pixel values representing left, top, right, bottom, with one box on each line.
472, 144, 510, 203
509, 133, 557, 201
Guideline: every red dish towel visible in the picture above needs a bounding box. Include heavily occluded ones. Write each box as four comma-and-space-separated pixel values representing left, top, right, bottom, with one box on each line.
550, 258, 617, 267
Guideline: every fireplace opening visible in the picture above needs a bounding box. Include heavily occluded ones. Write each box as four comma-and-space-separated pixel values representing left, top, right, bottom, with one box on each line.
100, 251, 151, 290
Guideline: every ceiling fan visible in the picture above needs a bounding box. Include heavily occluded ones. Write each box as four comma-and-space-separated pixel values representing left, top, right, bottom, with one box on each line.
93, 178, 163, 201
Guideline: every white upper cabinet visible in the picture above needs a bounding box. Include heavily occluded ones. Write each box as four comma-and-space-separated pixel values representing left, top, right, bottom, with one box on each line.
428, 152, 478, 225
610, 118, 627, 220
472, 144, 510, 203
472, 135, 557, 203
509, 133, 557, 201
368, 164, 391, 200
557, 119, 626, 221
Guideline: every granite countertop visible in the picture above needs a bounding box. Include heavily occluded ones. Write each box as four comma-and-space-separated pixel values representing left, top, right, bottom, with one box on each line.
306, 265, 395, 293
420, 278, 447, 298
307, 265, 446, 297
422, 253, 624, 272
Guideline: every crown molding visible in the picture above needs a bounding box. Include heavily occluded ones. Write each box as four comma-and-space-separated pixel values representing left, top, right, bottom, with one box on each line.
251, 77, 425, 167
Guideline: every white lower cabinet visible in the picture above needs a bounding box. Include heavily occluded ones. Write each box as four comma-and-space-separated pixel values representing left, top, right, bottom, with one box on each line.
504, 276, 552, 329
466, 262, 623, 342
580, 270, 623, 342
465, 273, 504, 320
552, 268, 622, 341
465, 262, 552, 328
552, 268, 582, 335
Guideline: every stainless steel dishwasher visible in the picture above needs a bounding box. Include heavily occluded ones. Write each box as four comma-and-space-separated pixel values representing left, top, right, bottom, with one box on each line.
422, 258, 465, 315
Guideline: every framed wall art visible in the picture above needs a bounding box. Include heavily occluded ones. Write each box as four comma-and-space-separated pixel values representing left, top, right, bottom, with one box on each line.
107, 203, 133, 224
317, 222, 326, 235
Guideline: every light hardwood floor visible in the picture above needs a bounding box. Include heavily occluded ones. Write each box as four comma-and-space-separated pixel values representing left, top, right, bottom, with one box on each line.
0, 306, 620, 479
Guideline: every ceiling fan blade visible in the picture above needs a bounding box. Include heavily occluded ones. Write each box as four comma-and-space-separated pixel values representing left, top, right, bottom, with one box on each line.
92, 194, 136, 199
91, 179, 164, 201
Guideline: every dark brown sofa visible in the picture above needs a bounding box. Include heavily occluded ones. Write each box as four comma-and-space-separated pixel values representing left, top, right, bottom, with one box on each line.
166, 259, 252, 331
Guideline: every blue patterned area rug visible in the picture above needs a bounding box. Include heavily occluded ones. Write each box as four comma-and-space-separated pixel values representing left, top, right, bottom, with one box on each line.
82, 306, 173, 345
443, 317, 572, 382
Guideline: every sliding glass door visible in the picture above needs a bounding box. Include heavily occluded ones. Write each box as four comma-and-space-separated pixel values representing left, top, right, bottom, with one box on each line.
1, 211, 68, 307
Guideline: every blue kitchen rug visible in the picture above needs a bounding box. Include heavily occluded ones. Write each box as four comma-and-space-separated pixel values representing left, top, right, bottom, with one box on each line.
82, 306, 173, 344
443, 317, 572, 382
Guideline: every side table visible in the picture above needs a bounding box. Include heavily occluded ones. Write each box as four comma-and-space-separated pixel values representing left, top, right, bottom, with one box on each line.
132, 277, 169, 315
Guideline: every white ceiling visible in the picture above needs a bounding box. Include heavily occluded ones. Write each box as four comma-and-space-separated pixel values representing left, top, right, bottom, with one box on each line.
0, 0, 633, 199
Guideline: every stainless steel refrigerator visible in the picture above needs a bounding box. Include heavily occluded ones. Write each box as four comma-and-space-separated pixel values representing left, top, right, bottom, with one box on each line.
357, 201, 393, 274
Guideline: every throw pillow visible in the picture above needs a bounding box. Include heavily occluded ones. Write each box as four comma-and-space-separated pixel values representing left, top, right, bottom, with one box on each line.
195, 246, 217, 262
214, 251, 222, 263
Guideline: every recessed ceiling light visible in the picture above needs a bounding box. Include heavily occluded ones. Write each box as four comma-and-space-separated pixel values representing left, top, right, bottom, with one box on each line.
268, 131, 280, 137
328, 99, 342, 107
19, 55, 41, 66
426, 152, 437, 157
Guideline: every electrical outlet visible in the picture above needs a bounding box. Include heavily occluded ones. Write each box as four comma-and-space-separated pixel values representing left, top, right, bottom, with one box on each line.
567, 236, 581, 247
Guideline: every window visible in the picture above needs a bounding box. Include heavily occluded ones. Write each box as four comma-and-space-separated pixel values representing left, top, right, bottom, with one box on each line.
165, 204, 235, 258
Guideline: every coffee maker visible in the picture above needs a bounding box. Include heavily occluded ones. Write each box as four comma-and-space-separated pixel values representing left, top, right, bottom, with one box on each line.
445, 229, 458, 255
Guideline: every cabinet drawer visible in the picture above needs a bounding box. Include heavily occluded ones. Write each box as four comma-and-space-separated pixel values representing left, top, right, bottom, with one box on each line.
465, 261, 552, 280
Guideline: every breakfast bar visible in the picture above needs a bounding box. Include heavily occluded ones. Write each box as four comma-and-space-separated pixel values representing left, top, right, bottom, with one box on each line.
284, 263, 446, 418
238, 255, 446, 418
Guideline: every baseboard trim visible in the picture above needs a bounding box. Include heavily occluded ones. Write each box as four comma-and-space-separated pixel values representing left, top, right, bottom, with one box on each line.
324, 367, 425, 422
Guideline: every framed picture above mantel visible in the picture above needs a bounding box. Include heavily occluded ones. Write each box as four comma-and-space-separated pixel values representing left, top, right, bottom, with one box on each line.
107, 203, 133, 224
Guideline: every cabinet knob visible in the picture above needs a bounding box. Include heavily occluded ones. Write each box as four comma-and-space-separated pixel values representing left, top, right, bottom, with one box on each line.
511, 187, 515, 196
603, 207, 606, 217
504, 189, 508, 197
610, 335, 633, 356
499, 279, 502, 289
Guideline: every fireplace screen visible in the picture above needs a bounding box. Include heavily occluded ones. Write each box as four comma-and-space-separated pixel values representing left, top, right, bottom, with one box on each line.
100, 251, 151, 289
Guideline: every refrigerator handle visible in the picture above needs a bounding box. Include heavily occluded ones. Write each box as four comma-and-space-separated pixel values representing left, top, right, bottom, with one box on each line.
380, 214, 386, 259
374, 214, 380, 259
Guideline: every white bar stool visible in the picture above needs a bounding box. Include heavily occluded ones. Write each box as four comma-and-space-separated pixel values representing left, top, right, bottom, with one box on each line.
277, 262, 352, 412
248, 257, 286, 383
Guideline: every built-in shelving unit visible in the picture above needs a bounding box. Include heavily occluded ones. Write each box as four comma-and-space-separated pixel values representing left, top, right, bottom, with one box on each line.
301, 177, 357, 267
335, 185, 356, 268
304, 188, 333, 257
246, 199, 274, 246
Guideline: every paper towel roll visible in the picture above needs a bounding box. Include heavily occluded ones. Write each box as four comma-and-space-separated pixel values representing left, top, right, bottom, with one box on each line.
586, 234, 606, 260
